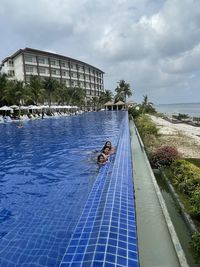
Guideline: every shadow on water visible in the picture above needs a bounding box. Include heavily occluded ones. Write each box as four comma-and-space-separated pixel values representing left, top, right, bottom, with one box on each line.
155, 172, 199, 267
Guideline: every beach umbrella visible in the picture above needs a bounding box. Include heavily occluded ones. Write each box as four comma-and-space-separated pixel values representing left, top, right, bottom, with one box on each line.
28, 105, 41, 110
20, 106, 29, 110
10, 105, 19, 109
0, 106, 13, 111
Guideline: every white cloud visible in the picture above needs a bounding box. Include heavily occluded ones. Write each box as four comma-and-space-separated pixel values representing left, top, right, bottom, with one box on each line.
0, 0, 200, 104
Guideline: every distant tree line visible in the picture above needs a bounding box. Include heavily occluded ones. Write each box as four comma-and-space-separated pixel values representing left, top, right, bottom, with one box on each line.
0, 74, 133, 110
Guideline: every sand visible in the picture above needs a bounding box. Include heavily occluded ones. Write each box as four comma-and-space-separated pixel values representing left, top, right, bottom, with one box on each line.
149, 115, 200, 158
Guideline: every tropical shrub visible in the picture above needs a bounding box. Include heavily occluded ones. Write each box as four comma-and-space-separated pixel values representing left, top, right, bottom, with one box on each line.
190, 189, 200, 219
150, 146, 179, 168
191, 232, 200, 256
169, 159, 200, 219
170, 160, 200, 191
128, 107, 141, 119
135, 115, 159, 139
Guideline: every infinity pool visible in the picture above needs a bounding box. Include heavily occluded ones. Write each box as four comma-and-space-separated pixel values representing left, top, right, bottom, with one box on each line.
0, 111, 125, 267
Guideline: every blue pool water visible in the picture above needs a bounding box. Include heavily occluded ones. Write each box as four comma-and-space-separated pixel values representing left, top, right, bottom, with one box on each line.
0, 111, 125, 267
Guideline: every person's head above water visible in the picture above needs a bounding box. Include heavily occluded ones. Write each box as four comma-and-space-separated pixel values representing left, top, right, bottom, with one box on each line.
97, 154, 107, 164
102, 146, 110, 155
104, 141, 112, 148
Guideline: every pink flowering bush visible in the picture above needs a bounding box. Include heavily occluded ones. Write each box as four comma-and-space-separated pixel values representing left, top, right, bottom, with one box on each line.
151, 146, 179, 168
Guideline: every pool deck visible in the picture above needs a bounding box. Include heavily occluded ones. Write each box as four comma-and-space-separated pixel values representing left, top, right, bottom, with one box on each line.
130, 120, 188, 267
59, 113, 139, 267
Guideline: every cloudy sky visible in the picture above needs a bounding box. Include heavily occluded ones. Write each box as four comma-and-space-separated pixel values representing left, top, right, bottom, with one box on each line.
0, 0, 200, 104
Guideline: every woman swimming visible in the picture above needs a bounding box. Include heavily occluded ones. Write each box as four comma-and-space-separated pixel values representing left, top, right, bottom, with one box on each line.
97, 154, 108, 165
101, 146, 111, 160
102, 141, 115, 154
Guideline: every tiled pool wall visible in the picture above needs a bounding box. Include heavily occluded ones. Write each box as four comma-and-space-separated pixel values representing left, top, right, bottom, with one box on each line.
59, 112, 139, 267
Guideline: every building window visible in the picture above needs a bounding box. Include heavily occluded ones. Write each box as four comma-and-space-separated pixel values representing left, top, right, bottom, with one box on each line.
25, 66, 34, 73
39, 67, 47, 74
38, 57, 48, 64
8, 70, 15, 76
61, 61, 68, 68
51, 69, 60, 75
8, 60, 14, 67
24, 55, 36, 63
62, 71, 67, 76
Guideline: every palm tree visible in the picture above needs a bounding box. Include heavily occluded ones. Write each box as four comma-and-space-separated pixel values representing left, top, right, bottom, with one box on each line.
43, 78, 59, 107
98, 90, 113, 110
66, 86, 86, 107
99, 90, 113, 102
27, 75, 45, 105
91, 96, 99, 111
115, 80, 132, 107
141, 95, 156, 114
0, 73, 8, 105
55, 84, 69, 105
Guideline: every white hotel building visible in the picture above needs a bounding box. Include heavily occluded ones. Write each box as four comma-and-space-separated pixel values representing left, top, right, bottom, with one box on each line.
0, 48, 104, 100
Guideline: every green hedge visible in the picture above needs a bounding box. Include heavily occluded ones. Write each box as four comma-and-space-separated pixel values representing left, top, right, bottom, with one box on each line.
167, 159, 200, 256
135, 115, 159, 139
170, 159, 200, 220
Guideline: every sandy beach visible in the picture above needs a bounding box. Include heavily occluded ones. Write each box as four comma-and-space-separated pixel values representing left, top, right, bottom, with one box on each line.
149, 115, 200, 158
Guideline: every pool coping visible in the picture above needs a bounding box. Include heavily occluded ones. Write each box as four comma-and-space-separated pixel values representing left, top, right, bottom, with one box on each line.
134, 121, 189, 267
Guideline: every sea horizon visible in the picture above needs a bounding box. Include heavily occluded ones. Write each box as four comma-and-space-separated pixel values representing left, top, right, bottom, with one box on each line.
156, 102, 200, 105
155, 102, 200, 117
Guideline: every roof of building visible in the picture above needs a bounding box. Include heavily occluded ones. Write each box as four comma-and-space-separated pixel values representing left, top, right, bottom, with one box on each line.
1, 47, 104, 73
104, 101, 113, 106
114, 101, 125, 105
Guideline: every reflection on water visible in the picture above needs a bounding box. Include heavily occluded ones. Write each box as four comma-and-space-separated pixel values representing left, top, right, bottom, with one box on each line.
0, 111, 125, 267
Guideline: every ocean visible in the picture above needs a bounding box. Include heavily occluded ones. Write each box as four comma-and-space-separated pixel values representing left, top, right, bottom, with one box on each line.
155, 103, 200, 118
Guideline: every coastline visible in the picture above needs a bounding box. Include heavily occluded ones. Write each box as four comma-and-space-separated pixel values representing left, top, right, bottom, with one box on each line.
149, 115, 200, 158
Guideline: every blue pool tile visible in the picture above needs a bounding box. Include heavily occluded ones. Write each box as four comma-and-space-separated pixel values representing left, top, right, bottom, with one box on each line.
117, 255, 127, 266
106, 245, 117, 254
128, 259, 139, 267
76, 246, 86, 254
92, 261, 104, 267
71, 262, 82, 267
117, 247, 127, 258
59, 112, 139, 267
83, 252, 94, 261
94, 252, 105, 261
96, 245, 106, 253
104, 262, 115, 267
106, 253, 116, 263
62, 253, 74, 262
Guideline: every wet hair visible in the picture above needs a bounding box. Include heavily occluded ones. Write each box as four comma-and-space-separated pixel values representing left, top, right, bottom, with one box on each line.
103, 146, 110, 153
97, 154, 105, 162
101, 144, 111, 153
104, 141, 112, 147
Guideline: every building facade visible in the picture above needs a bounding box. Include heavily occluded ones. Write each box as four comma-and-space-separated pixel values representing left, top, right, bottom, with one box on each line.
0, 48, 104, 100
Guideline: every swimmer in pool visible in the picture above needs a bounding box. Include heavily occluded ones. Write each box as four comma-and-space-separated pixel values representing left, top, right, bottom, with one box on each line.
97, 154, 108, 165
102, 146, 111, 160
17, 123, 23, 128
102, 141, 115, 155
